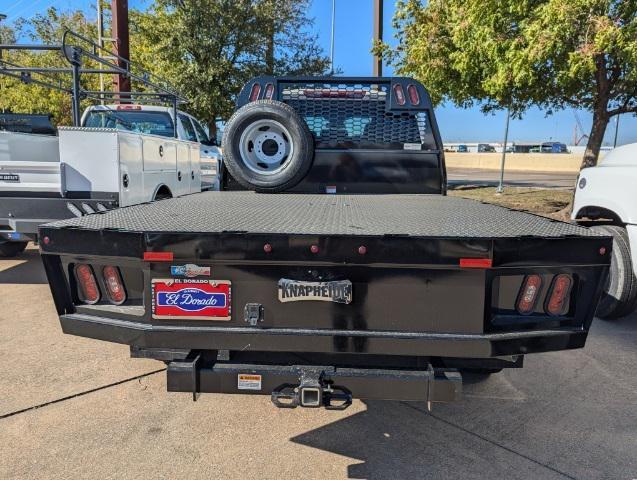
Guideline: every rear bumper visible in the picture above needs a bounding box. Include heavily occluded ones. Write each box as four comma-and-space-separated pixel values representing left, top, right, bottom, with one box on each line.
60, 313, 588, 358
167, 359, 462, 406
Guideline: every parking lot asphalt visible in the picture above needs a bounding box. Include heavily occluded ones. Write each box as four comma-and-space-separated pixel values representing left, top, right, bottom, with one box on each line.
1, 246, 636, 479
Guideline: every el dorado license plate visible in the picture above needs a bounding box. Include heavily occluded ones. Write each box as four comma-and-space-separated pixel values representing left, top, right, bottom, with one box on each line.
151, 279, 231, 320
0, 173, 19, 182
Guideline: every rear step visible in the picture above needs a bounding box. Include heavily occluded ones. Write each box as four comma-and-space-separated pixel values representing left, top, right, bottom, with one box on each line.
166, 354, 462, 410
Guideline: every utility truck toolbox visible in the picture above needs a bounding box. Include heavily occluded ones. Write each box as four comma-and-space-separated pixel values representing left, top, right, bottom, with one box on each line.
40, 76, 611, 409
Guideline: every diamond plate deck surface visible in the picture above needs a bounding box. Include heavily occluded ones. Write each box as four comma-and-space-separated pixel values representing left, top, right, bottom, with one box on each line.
47, 192, 596, 238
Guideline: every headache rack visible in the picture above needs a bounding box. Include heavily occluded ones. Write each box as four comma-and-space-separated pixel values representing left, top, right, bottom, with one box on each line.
237, 76, 439, 150
0, 29, 188, 135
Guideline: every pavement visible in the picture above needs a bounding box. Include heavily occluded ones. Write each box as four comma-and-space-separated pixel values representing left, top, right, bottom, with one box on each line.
447, 168, 578, 189
2, 246, 637, 479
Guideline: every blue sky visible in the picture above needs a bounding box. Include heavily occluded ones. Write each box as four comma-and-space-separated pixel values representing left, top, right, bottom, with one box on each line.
2, 0, 635, 145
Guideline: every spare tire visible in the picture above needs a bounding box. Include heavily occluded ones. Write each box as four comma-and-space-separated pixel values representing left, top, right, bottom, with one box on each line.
222, 100, 314, 193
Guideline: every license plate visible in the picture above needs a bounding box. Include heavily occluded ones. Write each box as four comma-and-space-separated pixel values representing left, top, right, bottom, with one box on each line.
0, 173, 19, 182
151, 279, 231, 320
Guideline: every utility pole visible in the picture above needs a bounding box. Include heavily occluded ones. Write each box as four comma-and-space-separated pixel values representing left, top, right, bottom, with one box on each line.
329, 0, 336, 74
96, 1, 106, 103
496, 108, 511, 195
0, 13, 6, 61
111, 0, 131, 96
0, 13, 5, 112
372, 0, 383, 76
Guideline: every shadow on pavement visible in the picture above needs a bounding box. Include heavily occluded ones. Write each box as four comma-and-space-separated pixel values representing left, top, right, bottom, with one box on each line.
291, 313, 637, 479
0, 247, 48, 284
289, 398, 552, 480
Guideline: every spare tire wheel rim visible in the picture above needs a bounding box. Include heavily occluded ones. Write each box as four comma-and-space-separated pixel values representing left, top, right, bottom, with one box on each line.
239, 119, 293, 175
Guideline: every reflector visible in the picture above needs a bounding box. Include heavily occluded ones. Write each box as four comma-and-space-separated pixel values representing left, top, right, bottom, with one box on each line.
459, 258, 492, 268
75, 264, 100, 304
143, 251, 174, 261
517, 275, 542, 315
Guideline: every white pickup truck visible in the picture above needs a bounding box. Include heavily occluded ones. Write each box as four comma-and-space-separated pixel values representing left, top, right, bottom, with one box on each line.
572, 143, 637, 319
0, 106, 221, 257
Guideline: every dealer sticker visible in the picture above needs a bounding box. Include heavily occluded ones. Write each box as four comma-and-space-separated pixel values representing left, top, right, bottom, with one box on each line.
151, 279, 231, 320
238, 373, 262, 391
170, 264, 211, 278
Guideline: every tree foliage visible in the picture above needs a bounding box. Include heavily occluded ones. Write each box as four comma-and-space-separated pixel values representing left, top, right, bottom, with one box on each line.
378, 0, 637, 168
132, 0, 330, 134
0, 8, 99, 126
1, 1, 330, 133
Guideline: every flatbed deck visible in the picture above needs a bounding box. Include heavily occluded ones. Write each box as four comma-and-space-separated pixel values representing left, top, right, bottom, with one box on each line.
46, 191, 595, 239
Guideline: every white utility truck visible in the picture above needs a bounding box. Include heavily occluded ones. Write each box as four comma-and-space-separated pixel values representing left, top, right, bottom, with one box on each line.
572, 143, 637, 319
0, 105, 210, 256
0, 31, 223, 256
82, 105, 222, 190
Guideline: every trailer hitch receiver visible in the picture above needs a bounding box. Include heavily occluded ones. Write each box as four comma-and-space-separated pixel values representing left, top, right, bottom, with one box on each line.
271, 368, 352, 410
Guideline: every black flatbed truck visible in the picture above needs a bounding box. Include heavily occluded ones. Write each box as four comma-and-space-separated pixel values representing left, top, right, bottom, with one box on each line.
39, 77, 611, 409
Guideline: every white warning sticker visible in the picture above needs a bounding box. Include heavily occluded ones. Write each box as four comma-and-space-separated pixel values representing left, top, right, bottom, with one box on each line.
237, 373, 262, 391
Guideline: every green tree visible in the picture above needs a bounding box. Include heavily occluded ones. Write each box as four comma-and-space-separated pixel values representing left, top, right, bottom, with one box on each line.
378, 0, 637, 168
132, 0, 330, 136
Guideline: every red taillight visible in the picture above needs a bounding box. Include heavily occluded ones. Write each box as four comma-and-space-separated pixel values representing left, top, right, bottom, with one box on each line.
75, 264, 100, 304
407, 84, 420, 105
545, 274, 573, 316
264, 83, 274, 100
103, 266, 126, 305
517, 275, 542, 315
249, 83, 261, 102
393, 84, 406, 105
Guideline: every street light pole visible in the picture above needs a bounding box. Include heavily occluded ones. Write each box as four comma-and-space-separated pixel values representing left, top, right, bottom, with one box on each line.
0, 13, 5, 112
329, 0, 335, 74
496, 107, 511, 194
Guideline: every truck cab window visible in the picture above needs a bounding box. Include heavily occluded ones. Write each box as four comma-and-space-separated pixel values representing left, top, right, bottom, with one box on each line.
83, 110, 175, 138
178, 114, 198, 142
192, 119, 213, 145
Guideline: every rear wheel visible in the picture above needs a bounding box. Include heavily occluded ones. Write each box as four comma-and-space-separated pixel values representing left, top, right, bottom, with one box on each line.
590, 225, 637, 319
222, 100, 314, 193
0, 241, 28, 257
154, 186, 172, 201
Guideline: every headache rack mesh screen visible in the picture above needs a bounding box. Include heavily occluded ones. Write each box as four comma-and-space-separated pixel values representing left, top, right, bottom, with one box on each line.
280, 82, 429, 148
